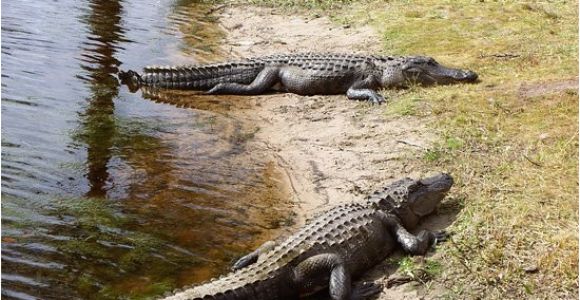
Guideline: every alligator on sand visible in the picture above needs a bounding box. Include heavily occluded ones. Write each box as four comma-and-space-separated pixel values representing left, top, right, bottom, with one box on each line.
162, 173, 454, 300
118, 53, 478, 104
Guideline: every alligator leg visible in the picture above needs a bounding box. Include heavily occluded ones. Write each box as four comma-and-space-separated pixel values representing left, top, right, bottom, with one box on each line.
391, 223, 445, 255
345, 76, 384, 104
206, 67, 280, 95
293, 253, 350, 300
231, 241, 277, 271
293, 253, 379, 300
346, 88, 385, 104
377, 212, 444, 255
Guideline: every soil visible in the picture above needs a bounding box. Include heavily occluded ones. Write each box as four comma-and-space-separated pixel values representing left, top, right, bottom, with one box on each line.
163, 5, 457, 299
518, 78, 578, 99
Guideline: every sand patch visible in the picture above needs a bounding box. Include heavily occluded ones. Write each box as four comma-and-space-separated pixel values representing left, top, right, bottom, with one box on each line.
216, 6, 378, 57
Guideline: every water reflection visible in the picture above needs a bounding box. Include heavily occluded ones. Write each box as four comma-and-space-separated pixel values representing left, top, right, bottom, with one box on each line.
139, 87, 256, 112
77, 0, 124, 198
2, 0, 292, 299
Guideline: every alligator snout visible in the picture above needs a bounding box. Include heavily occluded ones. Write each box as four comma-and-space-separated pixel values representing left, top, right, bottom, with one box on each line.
460, 70, 478, 82
420, 173, 454, 192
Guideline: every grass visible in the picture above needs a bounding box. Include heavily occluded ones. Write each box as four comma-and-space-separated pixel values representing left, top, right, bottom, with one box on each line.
244, 0, 578, 298
352, 1, 578, 298
398, 256, 443, 281
245, 0, 359, 10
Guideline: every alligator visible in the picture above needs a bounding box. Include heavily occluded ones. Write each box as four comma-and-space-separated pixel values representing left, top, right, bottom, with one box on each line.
118, 53, 477, 104
162, 173, 454, 300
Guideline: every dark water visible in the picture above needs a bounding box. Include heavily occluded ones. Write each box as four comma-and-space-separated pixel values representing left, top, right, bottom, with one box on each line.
2, 1, 291, 299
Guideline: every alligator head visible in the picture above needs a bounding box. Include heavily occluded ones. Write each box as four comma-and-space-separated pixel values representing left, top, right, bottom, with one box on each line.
398, 56, 478, 86
372, 173, 454, 229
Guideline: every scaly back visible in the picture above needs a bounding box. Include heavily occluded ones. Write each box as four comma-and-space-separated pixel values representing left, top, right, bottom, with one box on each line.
166, 202, 384, 299
125, 53, 410, 90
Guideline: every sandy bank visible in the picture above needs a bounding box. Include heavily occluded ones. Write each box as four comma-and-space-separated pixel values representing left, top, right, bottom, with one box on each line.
207, 5, 448, 298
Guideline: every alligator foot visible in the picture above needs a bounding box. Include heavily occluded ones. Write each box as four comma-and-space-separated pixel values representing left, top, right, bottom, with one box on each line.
433, 230, 449, 245
351, 281, 382, 300
368, 94, 386, 105
346, 88, 386, 105
232, 241, 277, 271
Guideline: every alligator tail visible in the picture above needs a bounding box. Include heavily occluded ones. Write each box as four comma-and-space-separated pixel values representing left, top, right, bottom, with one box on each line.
118, 70, 143, 92
134, 61, 265, 90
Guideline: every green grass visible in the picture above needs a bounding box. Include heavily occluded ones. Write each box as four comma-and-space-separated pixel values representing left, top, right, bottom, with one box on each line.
347, 1, 578, 298
396, 256, 444, 285
258, 0, 578, 298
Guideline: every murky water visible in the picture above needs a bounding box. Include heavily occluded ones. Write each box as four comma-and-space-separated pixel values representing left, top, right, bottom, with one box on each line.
2, 1, 292, 299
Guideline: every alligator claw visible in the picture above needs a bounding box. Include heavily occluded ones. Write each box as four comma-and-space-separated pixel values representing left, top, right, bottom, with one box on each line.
433, 230, 449, 244
351, 281, 382, 300
369, 95, 386, 105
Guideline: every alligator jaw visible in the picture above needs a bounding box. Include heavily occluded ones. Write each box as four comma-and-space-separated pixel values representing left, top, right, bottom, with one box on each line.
423, 66, 478, 84
402, 56, 478, 85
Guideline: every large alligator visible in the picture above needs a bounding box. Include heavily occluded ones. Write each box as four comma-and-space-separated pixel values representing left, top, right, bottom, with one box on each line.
162, 173, 454, 300
118, 53, 477, 104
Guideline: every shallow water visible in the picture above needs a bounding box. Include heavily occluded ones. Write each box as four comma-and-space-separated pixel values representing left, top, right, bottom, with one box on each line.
2, 1, 291, 298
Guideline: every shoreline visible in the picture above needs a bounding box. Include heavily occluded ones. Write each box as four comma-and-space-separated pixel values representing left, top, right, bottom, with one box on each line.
212, 5, 447, 299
